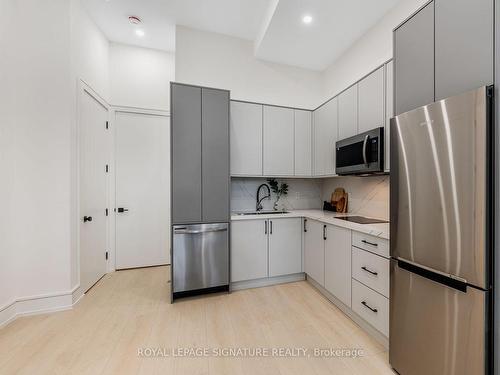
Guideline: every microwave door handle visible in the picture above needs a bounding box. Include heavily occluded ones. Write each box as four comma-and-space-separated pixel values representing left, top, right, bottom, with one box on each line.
362, 135, 369, 166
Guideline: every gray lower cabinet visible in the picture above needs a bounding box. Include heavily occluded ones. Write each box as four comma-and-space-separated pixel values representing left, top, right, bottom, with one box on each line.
394, 1, 434, 115
171, 84, 202, 224
304, 219, 325, 285
268, 218, 302, 277
231, 220, 268, 282
231, 218, 303, 283
358, 67, 384, 133
171, 83, 229, 224
338, 85, 358, 139
325, 225, 351, 307
434, 0, 493, 100
202, 88, 229, 222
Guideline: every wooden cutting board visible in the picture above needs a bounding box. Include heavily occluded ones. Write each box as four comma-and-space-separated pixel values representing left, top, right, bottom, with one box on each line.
331, 188, 348, 213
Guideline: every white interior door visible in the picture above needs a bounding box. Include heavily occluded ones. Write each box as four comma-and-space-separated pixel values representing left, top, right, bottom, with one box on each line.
80, 89, 108, 293
115, 111, 170, 269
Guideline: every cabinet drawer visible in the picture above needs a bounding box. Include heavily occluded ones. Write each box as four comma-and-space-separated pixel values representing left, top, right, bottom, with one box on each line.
352, 232, 389, 258
352, 247, 389, 298
352, 279, 389, 337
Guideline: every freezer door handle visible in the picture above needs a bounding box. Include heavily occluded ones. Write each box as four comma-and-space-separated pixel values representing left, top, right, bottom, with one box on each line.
397, 259, 468, 292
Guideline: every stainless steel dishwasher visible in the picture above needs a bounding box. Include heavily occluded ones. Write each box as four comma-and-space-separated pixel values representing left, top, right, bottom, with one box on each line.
172, 223, 229, 300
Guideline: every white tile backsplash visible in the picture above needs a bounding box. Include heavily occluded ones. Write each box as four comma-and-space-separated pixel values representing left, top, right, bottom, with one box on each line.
231, 175, 390, 220
231, 178, 323, 212
322, 176, 390, 220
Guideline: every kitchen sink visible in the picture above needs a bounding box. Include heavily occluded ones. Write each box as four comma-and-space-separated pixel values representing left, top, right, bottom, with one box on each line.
234, 211, 290, 216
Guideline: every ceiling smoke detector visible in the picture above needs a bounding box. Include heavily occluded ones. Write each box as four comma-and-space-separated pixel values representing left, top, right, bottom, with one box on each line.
128, 16, 142, 25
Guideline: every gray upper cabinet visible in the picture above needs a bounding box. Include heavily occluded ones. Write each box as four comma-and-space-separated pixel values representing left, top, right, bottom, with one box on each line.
435, 0, 493, 100
358, 66, 384, 133
385, 61, 393, 172
202, 88, 229, 222
263, 106, 294, 176
171, 84, 202, 224
230, 101, 263, 176
338, 85, 358, 139
394, 1, 434, 115
314, 98, 338, 176
294, 110, 312, 176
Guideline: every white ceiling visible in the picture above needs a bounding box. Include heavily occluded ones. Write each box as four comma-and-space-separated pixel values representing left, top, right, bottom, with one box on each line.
83, 0, 401, 70
254, 0, 401, 71
82, 0, 272, 52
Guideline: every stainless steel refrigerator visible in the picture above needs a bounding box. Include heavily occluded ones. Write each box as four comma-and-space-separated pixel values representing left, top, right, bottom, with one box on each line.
390, 86, 494, 375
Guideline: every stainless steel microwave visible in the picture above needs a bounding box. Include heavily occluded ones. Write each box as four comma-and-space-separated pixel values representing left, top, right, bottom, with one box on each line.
335, 127, 384, 175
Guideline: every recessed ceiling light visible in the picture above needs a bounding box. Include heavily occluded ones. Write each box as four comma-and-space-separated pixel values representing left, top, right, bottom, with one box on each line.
302, 15, 313, 24
135, 29, 145, 37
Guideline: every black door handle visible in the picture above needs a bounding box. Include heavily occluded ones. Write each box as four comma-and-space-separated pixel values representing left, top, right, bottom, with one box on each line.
117, 208, 129, 213
83, 216, 93, 223
361, 301, 378, 313
361, 266, 378, 276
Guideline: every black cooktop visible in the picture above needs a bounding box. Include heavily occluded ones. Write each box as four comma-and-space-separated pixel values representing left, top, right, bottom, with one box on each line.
336, 216, 389, 224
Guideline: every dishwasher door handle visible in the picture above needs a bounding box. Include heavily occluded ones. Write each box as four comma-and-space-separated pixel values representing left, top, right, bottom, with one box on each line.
174, 227, 228, 234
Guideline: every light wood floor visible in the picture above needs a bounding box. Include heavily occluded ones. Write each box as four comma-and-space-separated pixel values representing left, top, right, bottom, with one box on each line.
0, 266, 396, 375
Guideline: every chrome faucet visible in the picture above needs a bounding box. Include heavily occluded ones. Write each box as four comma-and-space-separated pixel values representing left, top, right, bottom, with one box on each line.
256, 183, 271, 211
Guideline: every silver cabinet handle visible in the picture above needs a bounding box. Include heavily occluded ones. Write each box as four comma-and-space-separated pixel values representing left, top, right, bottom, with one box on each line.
265, 221, 268, 234
361, 266, 378, 276
362, 135, 369, 166
361, 301, 378, 313
174, 228, 227, 234
270, 220, 273, 235
304, 218, 307, 232
323, 225, 327, 240
362, 239, 378, 247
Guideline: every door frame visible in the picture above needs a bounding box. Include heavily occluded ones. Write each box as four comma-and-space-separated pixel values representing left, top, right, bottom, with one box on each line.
109, 105, 171, 271
75, 80, 111, 296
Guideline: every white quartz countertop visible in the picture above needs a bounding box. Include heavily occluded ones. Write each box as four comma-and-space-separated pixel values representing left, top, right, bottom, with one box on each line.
231, 209, 390, 240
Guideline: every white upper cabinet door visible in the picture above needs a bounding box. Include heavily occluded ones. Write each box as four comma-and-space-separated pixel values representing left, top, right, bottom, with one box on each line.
304, 219, 325, 286
230, 101, 263, 176
385, 61, 393, 172
325, 225, 352, 307
338, 84, 358, 140
313, 98, 338, 176
231, 219, 268, 282
268, 218, 302, 277
358, 66, 384, 134
294, 110, 312, 176
263, 106, 294, 176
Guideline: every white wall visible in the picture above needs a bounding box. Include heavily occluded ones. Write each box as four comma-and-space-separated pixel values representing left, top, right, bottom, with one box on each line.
109, 43, 175, 111
321, 0, 429, 101
0, 0, 74, 315
175, 26, 323, 109
70, 0, 110, 290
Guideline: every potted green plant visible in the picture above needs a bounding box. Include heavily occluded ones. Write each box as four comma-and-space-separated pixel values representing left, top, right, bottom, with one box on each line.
267, 179, 289, 211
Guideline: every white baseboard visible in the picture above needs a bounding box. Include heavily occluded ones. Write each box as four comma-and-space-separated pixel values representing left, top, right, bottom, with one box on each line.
230, 273, 306, 291
306, 275, 389, 349
0, 287, 84, 329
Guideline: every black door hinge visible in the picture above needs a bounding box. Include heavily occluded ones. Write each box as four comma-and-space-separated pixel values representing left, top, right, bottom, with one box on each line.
105, 251, 109, 260
105, 121, 109, 129
105, 164, 109, 173
105, 208, 109, 216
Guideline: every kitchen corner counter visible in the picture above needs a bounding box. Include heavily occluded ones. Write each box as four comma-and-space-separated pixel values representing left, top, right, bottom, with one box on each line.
231, 209, 390, 240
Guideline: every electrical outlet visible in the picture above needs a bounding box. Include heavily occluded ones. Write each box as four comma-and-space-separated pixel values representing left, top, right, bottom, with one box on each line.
295, 192, 300, 199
